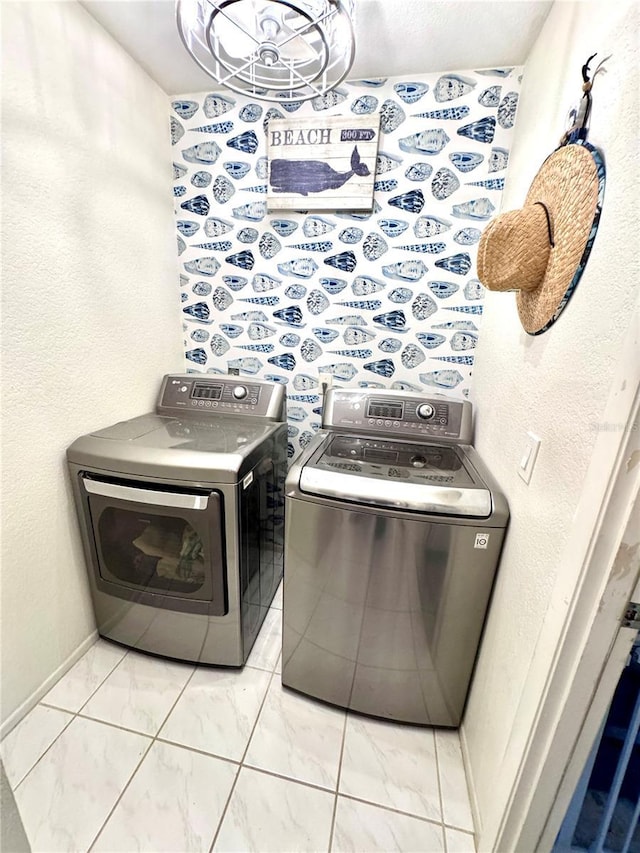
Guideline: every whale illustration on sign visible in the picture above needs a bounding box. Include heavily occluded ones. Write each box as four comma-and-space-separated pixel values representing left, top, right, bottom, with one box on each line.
270, 146, 370, 196
267, 115, 380, 212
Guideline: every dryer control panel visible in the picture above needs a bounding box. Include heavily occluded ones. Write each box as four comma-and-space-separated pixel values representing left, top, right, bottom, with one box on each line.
322, 388, 472, 443
156, 374, 286, 421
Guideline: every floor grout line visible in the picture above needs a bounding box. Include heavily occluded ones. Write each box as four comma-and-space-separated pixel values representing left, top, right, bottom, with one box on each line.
443, 822, 477, 833
37, 700, 79, 714
84, 660, 198, 852
208, 666, 278, 852
10, 709, 76, 792
21, 648, 280, 852
85, 736, 154, 853
154, 664, 198, 739
9, 611, 476, 853
31, 640, 128, 723
336, 792, 451, 831
238, 761, 339, 797
74, 711, 157, 738
327, 709, 350, 852
433, 727, 448, 852
207, 761, 241, 853
75, 644, 131, 718
154, 735, 242, 766
23, 657, 281, 780
29, 693, 474, 840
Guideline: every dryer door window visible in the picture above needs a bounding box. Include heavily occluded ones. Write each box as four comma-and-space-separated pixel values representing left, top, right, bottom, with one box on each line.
97, 509, 206, 593
80, 475, 227, 616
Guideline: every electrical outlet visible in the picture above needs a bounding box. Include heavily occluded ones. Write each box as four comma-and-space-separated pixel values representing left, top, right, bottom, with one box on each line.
517, 431, 542, 484
318, 372, 333, 395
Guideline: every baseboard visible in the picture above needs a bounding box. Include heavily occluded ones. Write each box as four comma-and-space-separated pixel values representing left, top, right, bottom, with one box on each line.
0, 630, 98, 741
459, 723, 482, 839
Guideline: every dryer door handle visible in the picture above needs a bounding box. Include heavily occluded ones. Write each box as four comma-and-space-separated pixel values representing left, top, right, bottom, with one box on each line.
82, 477, 210, 510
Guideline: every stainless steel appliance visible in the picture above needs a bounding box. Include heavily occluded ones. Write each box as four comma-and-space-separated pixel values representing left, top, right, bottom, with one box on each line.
68, 374, 286, 666
282, 388, 509, 726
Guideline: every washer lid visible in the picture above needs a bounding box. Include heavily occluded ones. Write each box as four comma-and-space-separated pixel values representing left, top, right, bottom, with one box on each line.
68, 414, 283, 482
298, 434, 493, 517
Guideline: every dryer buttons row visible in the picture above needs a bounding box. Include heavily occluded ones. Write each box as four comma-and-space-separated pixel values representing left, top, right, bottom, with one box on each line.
190, 400, 257, 408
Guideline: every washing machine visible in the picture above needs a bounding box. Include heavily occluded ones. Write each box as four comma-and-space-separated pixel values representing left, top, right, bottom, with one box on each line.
68, 374, 286, 666
282, 387, 509, 726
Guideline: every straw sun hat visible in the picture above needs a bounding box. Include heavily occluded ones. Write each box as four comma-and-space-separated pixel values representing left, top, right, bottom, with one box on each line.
477, 140, 605, 335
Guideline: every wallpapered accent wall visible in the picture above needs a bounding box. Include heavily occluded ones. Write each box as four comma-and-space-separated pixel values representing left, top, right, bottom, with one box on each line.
171, 68, 521, 458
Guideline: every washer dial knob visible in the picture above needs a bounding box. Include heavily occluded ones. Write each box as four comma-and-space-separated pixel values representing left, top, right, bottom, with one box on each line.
416, 403, 435, 420
232, 385, 248, 400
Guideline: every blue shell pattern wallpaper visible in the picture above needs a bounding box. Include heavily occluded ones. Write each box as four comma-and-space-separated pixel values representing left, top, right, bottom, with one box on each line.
171, 69, 522, 459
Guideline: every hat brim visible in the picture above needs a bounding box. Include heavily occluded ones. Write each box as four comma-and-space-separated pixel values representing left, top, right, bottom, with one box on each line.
517, 141, 605, 335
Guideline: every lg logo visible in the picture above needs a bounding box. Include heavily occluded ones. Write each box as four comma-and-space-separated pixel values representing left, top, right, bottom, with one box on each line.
474, 533, 490, 549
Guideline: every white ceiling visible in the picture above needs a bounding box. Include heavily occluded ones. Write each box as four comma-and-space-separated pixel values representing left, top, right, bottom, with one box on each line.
79, 0, 553, 96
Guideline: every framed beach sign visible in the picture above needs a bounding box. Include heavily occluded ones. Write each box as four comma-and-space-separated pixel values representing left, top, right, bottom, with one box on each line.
267, 115, 380, 211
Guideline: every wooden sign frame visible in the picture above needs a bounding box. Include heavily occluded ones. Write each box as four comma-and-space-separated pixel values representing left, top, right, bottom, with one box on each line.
266, 115, 380, 211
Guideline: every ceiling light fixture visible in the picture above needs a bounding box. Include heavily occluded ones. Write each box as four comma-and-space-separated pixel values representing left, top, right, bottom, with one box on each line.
176, 0, 356, 103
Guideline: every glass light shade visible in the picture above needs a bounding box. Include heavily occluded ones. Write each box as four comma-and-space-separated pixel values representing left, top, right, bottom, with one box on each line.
176, 0, 356, 103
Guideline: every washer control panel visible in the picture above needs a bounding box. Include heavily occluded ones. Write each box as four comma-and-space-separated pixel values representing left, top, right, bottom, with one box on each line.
323, 389, 472, 443
156, 374, 285, 421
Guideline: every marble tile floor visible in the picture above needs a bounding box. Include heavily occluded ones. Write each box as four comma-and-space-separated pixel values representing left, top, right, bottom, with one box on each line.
1, 587, 476, 853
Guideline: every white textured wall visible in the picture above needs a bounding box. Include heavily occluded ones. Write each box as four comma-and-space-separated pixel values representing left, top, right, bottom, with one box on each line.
462, 1, 640, 847
0, 1, 183, 727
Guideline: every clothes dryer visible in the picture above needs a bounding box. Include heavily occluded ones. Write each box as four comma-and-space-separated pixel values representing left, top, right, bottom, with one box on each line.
68, 374, 286, 666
